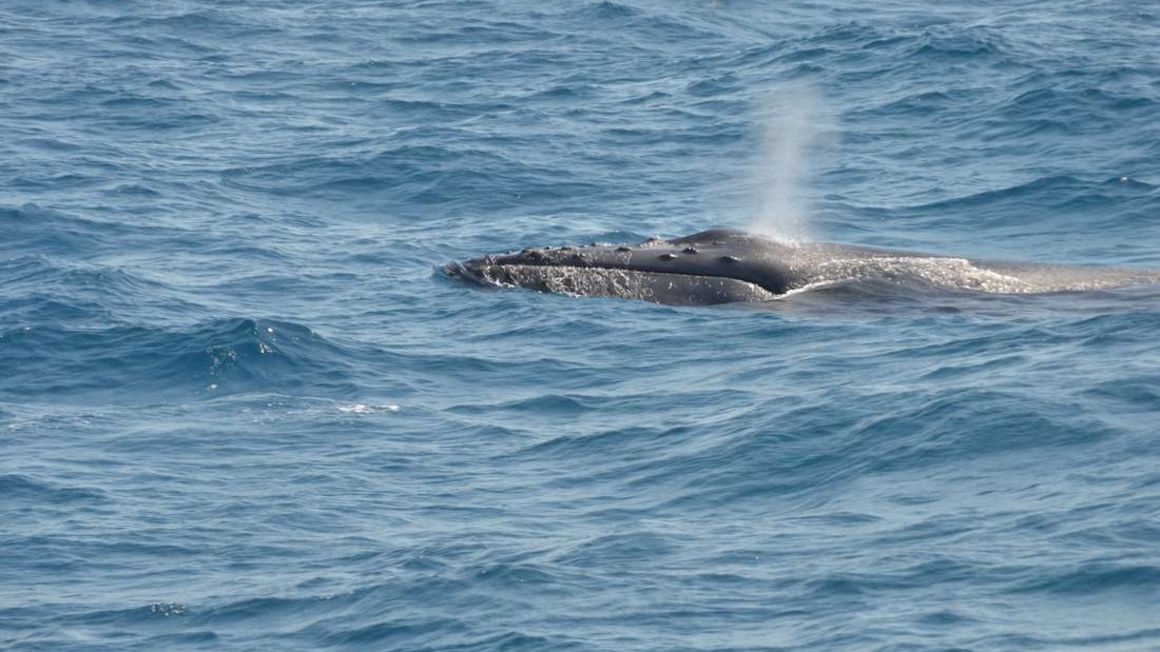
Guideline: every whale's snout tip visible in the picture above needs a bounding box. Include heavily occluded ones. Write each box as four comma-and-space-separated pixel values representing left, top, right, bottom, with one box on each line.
442, 258, 485, 285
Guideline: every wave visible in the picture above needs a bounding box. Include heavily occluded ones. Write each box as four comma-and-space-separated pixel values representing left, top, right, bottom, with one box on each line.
487, 377, 1133, 517
0, 255, 198, 329
0, 317, 357, 403
220, 145, 604, 212
907, 25, 1009, 59
0, 474, 106, 505
868, 175, 1160, 241
1007, 563, 1160, 595
2, 204, 141, 255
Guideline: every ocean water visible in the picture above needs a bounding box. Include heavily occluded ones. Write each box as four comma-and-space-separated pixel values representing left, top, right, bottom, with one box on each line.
2, 1, 1159, 650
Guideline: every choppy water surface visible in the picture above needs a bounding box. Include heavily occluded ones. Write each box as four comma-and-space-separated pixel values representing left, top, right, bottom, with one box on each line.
2, 1, 1159, 650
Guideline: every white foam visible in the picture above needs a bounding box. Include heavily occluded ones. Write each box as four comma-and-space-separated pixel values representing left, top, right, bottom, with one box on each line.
338, 403, 400, 414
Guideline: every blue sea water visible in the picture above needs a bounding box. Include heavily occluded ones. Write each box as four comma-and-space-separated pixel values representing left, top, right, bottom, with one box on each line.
2, 0, 1160, 650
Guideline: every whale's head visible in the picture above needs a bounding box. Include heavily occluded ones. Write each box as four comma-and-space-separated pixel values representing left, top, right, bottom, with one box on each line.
448, 229, 798, 305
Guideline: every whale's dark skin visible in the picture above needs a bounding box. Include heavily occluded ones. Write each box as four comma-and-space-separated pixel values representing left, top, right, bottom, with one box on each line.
448, 229, 1159, 305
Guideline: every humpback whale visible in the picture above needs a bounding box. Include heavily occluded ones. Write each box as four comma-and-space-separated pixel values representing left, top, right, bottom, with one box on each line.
447, 229, 1159, 305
